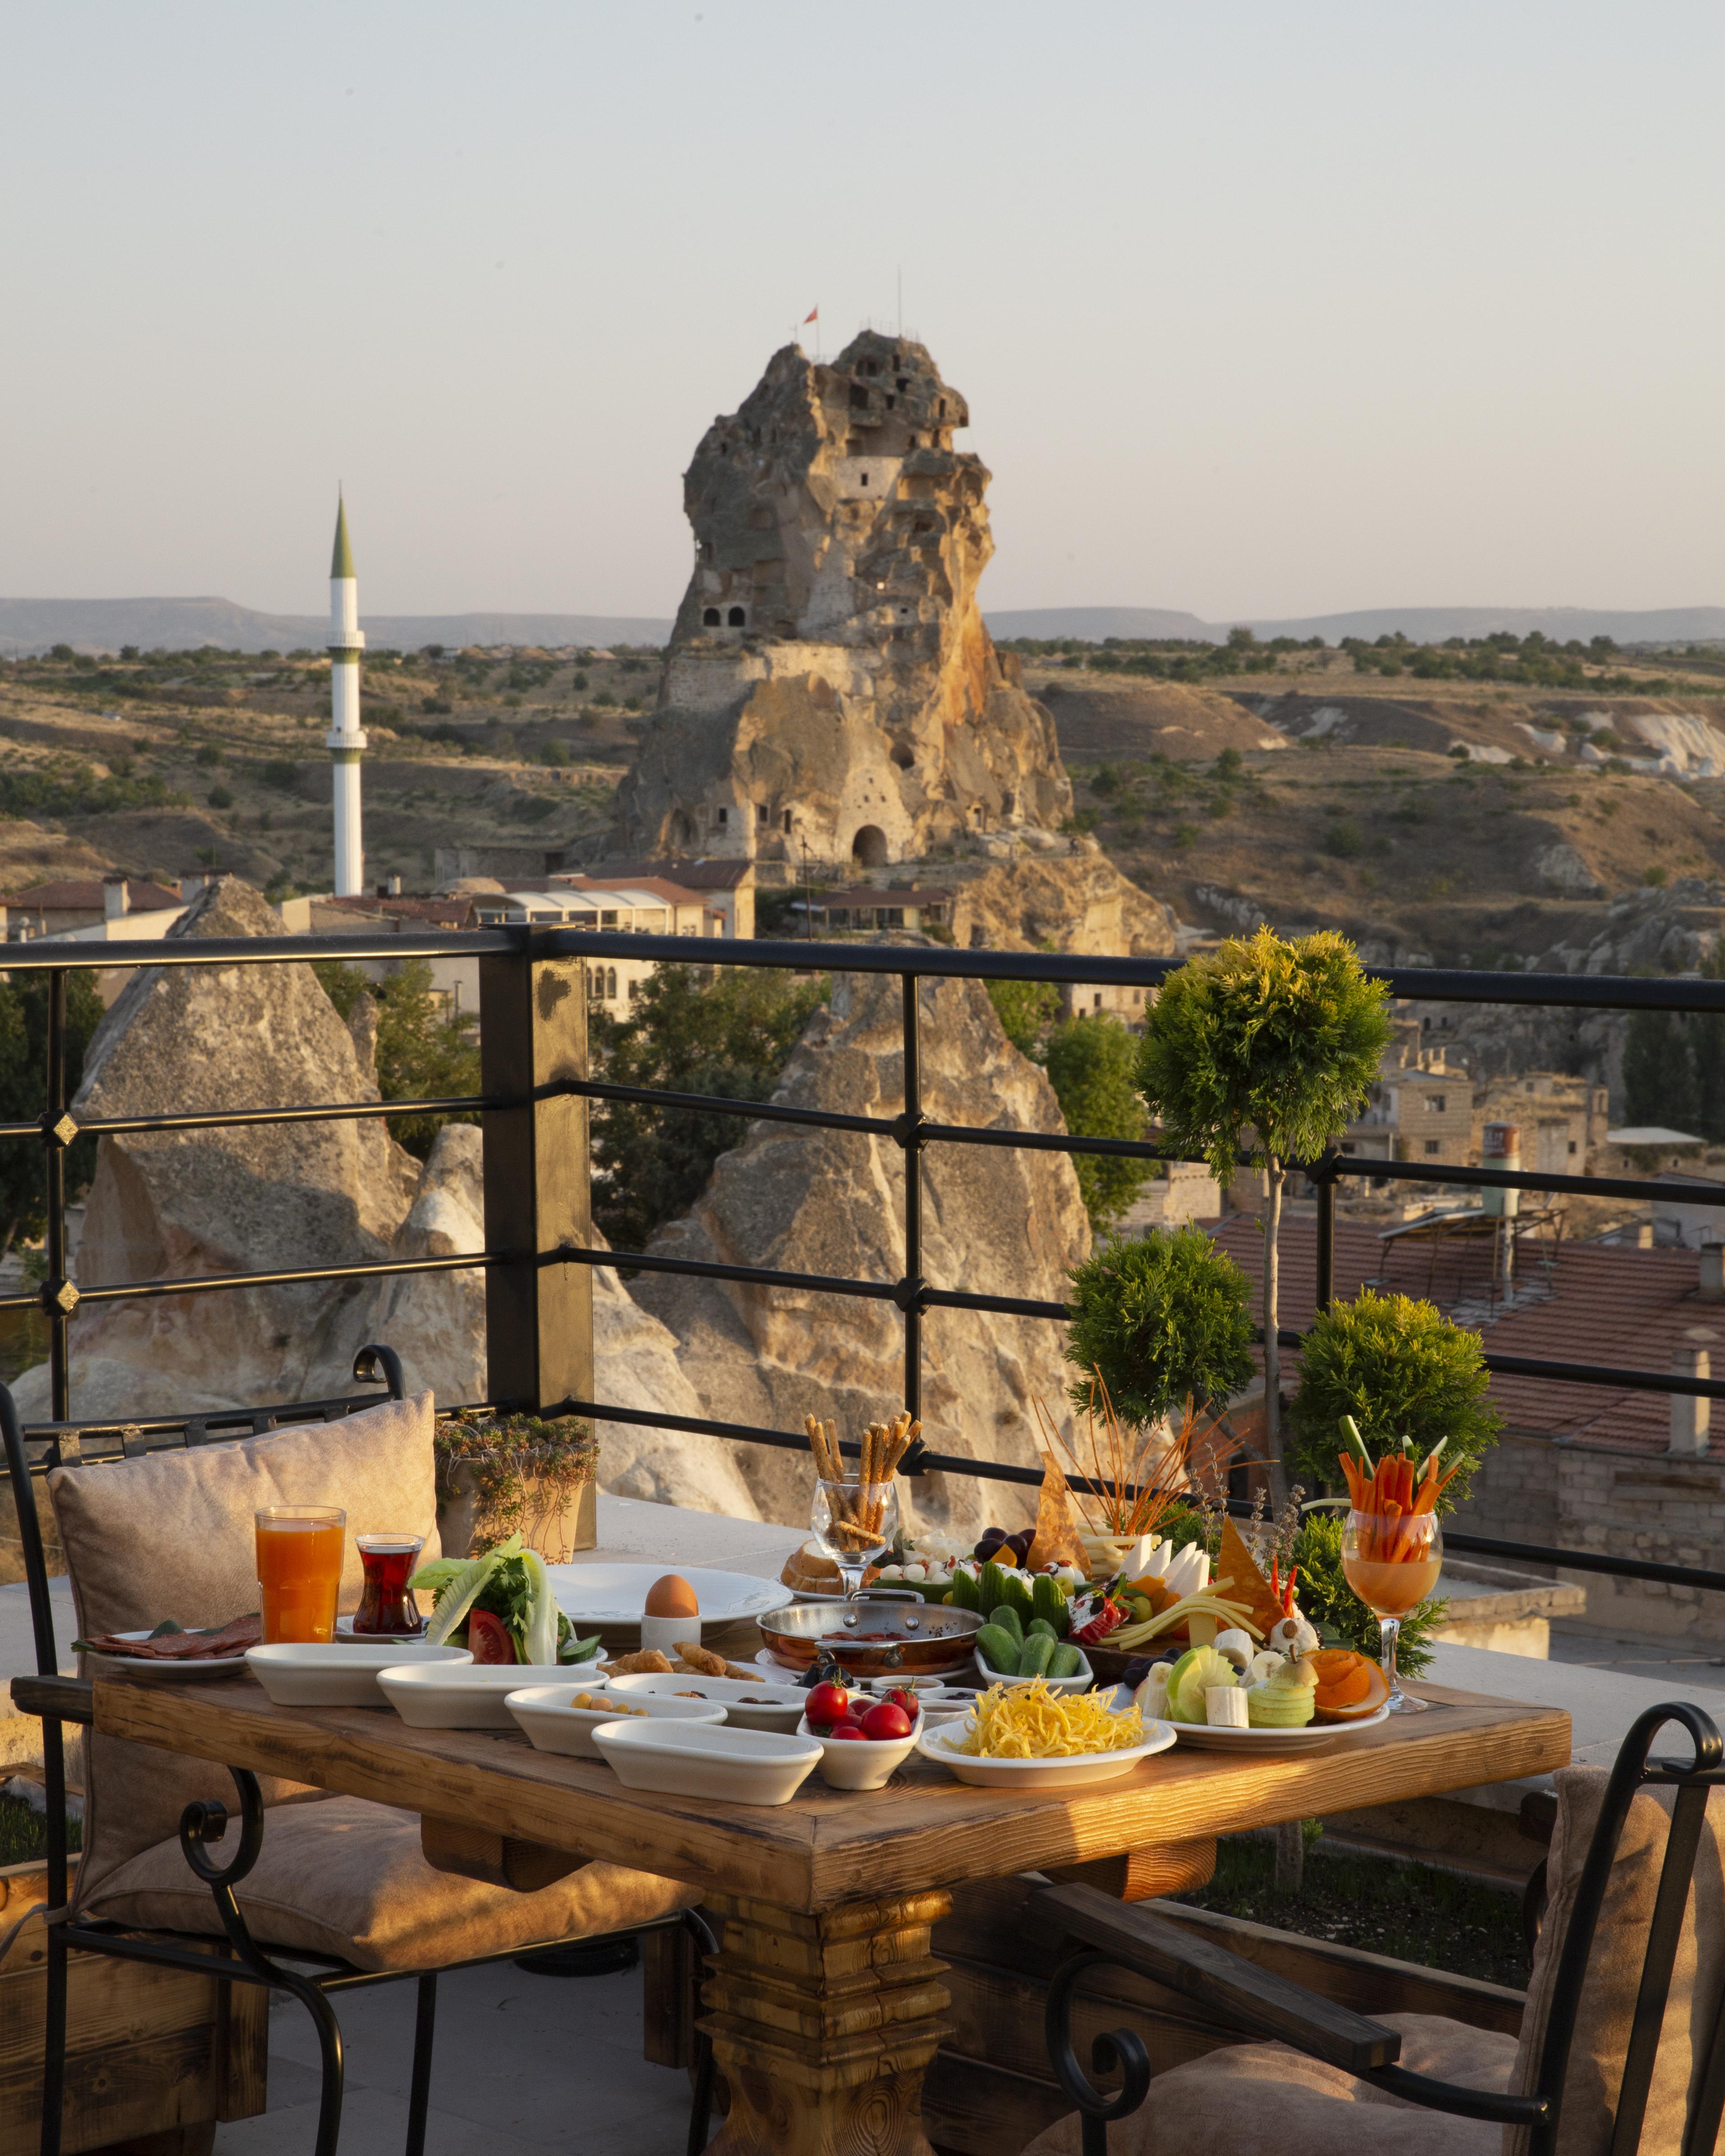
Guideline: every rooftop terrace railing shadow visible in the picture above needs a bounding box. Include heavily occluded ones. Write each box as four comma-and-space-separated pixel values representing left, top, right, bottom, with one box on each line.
5, 921, 1725, 1598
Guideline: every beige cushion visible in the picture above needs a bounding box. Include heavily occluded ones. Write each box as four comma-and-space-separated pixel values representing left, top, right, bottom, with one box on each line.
1509, 1764, 1725, 2156
81, 1795, 698, 1973
1023, 2014, 1515, 2156
49, 1392, 439, 1894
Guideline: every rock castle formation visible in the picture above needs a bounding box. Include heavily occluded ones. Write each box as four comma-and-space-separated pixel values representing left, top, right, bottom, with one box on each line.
610, 331, 1073, 871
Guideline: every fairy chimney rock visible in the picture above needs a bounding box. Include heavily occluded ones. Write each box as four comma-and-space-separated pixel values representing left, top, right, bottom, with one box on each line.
610, 331, 1073, 869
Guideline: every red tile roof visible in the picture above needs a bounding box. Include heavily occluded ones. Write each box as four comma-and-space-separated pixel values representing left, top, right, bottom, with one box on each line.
2, 880, 181, 912
1210, 1213, 1715, 1454
322, 895, 475, 930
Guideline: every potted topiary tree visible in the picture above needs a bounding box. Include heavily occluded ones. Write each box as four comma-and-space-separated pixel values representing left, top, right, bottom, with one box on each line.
1136, 926, 1391, 1500
1288, 1286, 1502, 1511
434, 1410, 598, 1562
1064, 1223, 1257, 1431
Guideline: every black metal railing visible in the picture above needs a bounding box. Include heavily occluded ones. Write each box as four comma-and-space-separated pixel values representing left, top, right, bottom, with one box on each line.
6, 920, 1725, 1602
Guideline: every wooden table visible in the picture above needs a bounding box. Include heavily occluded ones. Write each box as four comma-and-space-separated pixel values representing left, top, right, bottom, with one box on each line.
96, 1674, 1569, 2156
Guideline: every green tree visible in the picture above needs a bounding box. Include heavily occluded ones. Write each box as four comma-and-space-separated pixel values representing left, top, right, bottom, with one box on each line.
1043, 1015, 1155, 1230
1287, 1288, 1501, 1511
590, 965, 829, 1252
1064, 1225, 1256, 1429
0, 971, 103, 1254
1136, 926, 1391, 1496
372, 961, 481, 1158
1622, 1008, 1700, 1133
985, 977, 1060, 1059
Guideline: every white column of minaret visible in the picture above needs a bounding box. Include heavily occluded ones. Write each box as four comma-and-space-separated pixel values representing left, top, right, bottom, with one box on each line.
325, 497, 367, 896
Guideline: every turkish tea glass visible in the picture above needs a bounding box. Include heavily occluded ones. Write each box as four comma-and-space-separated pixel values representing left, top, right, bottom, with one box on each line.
1341, 1508, 1443, 1715
255, 1506, 346, 1644
811, 1478, 901, 1599
351, 1533, 426, 1637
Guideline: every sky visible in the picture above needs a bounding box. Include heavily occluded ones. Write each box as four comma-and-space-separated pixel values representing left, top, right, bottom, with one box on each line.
3, 2, 1721, 623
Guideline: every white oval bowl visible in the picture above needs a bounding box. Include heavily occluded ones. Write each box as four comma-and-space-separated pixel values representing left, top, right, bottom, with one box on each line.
971, 1646, 1093, 1695
915, 1716, 1175, 1791
504, 1685, 726, 1759
605, 1671, 809, 1734
246, 1640, 471, 1707
796, 1713, 919, 1791
592, 1717, 821, 1805
378, 1661, 586, 1729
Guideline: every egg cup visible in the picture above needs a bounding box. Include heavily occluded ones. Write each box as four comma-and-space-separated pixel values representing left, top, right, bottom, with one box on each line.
641, 1611, 700, 1658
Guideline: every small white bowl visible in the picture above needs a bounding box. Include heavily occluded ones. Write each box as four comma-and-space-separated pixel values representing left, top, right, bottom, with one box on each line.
378, 1661, 578, 1729
796, 1713, 919, 1791
505, 1684, 726, 1759
605, 1671, 809, 1734
971, 1645, 1093, 1695
246, 1640, 471, 1706
916, 1715, 1175, 1791
592, 1717, 822, 1805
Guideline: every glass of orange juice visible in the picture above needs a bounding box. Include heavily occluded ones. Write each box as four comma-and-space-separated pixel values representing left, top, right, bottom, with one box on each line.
255, 1507, 346, 1644
1341, 1508, 1442, 1715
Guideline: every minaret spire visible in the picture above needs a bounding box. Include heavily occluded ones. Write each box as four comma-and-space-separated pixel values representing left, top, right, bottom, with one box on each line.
324, 493, 366, 896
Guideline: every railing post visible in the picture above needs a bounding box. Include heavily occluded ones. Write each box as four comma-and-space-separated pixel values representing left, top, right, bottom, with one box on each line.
1314, 1147, 1337, 1316
478, 928, 592, 1413
44, 969, 71, 1422
898, 974, 924, 1426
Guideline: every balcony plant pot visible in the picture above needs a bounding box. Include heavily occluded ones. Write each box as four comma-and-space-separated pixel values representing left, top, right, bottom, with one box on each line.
434, 1410, 598, 1563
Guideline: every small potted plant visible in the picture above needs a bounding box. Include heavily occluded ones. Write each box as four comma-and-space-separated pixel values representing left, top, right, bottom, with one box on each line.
1064, 1223, 1257, 1433
434, 1409, 598, 1562
1287, 1286, 1502, 1512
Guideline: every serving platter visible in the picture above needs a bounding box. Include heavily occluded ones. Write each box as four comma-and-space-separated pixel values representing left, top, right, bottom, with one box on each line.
82, 1630, 251, 1680
1157, 1701, 1392, 1751
915, 1717, 1175, 1791
541, 1562, 793, 1630
504, 1684, 725, 1759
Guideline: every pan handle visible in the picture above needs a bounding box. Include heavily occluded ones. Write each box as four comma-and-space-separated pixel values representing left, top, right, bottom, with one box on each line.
852, 1588, 922, 1604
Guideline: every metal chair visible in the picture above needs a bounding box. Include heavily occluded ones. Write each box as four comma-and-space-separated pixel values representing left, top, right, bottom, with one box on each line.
4, 1350, 716, 2156
1035, 1702, 1725, 2156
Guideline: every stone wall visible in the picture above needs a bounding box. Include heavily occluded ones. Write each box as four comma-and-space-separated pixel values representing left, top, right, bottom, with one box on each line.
1452, 1430, 1725, 1643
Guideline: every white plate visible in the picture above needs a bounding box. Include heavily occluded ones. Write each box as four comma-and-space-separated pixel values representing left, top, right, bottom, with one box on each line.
593, 1717, 822, 1805
542, 1563, 794, 1629
505, 1684, 726, 1759
82, 1630, 252, 1679
245, 1640, 471, 1706
1162, 1700, 1392, 1751
605, 1671, 810, 1734
916, 1717, 1175, 1791
379, 1660, 593, 1729
971, 1646, 1094, 1696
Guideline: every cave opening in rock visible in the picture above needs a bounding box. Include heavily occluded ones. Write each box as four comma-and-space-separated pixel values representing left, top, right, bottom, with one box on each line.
851, 825, 888, 868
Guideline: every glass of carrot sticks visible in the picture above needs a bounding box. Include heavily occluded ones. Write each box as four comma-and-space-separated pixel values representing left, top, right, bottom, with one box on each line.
1337, 1422, 1457, 1714
805, 1413, 917, 1599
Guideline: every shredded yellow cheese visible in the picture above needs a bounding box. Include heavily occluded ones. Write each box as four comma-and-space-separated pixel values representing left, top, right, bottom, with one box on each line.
957, 1679, 1144, 1758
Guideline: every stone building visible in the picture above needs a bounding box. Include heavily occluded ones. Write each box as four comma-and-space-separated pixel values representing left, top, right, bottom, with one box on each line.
609, 332, 1072, 872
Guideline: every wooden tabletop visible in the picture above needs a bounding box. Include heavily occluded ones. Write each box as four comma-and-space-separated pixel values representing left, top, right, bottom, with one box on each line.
95, 1674, 1570, 1916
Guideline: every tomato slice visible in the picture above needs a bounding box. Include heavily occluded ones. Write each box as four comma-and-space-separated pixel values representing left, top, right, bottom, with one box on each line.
466, 1609, 515, 1664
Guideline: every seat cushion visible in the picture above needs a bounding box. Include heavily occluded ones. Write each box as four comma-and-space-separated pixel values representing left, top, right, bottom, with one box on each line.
79, 1794, 698, 1973
1023, 2014, 1517, 2156
1510, 1765, 1725, 2156
49, 1391, 440, 1895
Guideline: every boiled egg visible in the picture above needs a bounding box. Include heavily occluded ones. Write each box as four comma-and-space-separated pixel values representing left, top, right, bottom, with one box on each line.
644, 1573, 700, 1620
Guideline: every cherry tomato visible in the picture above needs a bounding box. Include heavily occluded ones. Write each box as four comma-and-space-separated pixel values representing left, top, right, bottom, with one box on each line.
860, 1701, 913, 1741
884, 1686, 920, 1721
806, 1680, 850, 1726
824, 1723, 866, 1741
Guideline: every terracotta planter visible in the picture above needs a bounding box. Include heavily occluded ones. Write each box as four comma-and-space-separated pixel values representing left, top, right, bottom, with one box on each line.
435, 1461, 596, 1564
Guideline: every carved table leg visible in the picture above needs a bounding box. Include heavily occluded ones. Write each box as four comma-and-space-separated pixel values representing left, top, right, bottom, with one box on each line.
699, 1889, 953, 2156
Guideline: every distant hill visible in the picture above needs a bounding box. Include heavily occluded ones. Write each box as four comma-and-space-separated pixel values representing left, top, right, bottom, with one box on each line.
0, 597, 674, 656
987, 604, 1725, 647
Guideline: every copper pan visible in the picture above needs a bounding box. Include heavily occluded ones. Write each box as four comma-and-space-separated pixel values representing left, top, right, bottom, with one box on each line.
757, 1591, 983, 1677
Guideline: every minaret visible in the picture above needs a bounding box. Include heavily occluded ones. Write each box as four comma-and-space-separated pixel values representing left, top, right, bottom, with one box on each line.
325, 496, 366, 896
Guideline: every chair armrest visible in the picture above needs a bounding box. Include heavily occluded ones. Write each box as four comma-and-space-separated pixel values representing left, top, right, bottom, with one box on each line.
11, 1674, 93, 1725
1031, 1882, 1401, 2073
